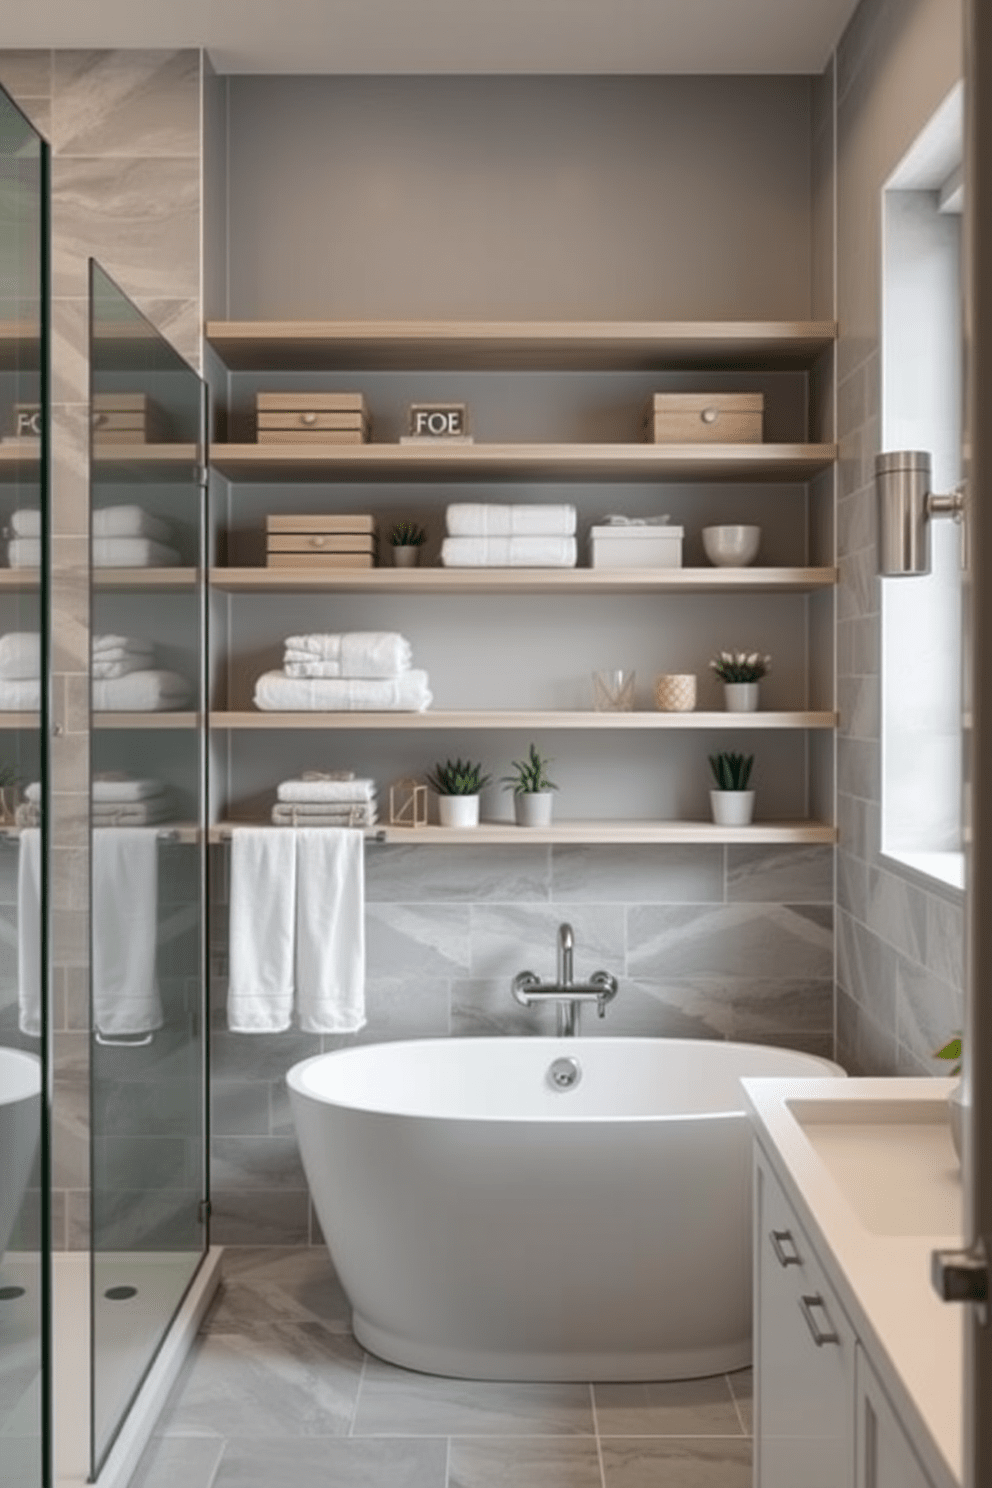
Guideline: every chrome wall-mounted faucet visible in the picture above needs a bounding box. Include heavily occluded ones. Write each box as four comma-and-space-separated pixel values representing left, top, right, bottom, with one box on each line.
511, 922, 618, 1036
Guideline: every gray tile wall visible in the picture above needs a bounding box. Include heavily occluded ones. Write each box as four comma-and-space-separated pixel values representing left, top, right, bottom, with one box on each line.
209, 841, 834, 1245
0, 48, 205, 1247
831, 0, 966, 1074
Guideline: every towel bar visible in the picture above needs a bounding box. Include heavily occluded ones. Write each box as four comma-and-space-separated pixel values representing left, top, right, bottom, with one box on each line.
214, 826, 387, 843
95, 1030, 155, 1048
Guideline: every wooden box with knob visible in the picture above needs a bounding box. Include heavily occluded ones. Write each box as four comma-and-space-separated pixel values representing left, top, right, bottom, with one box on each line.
642, 392, 763, 444
265, 512, 377, 568
255, 390, 370, 444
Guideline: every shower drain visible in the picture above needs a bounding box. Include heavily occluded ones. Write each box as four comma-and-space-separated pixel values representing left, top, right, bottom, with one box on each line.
0, 1285, 26, 1300
104, 1285, 138, 1301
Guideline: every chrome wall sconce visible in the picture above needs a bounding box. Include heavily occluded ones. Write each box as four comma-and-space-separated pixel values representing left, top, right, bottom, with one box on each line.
876, 450, 966, 576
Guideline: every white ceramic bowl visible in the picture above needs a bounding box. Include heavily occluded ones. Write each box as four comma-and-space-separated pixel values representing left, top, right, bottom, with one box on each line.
702, 525, 761, 567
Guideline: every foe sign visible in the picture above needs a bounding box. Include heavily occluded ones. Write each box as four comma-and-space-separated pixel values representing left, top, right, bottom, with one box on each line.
407, 402, 469, 439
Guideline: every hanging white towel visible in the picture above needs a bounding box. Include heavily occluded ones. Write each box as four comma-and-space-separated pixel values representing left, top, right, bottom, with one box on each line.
228, 828, 297, 1033
295, 829, 366, 1034
17, 828, 42, 1037
92, 828, 164, 1037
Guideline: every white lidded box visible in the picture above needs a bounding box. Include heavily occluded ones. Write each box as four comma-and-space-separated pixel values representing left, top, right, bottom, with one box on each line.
589, 525, 684, 569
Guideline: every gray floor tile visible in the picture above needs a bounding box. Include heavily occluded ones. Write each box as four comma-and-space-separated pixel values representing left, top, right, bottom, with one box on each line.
128, 1435, 225, 1488
727, 1369, 753, 1434
448, 1437, 605, 1488
600, 1438, 752, 1488
205, 1246, 351, 1334
213, 1436, 448, 1488
593, 1375, 743, 1437
155, 1323, 365, 1438
353, 1360, 595, 1437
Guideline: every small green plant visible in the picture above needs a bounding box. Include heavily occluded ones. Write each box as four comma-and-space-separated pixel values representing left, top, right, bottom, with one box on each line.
389, 520, 426, 547
426, 758, 490, 796
501, 743, 558, 796
708, 751, 755, 791
0, 764, 19, 787
709, 650, 771, 684
935, 1035, 962, 1077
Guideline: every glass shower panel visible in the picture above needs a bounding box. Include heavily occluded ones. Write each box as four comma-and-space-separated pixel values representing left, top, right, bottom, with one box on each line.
88, 262, 207, 1474
0, 86, 49, 1488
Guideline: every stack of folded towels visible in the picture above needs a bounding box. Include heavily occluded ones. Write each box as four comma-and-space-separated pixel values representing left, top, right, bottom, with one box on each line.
0, 632, 191, 711
17, 773, 172, 828
272, 771, 377, 827
440, 503, 577, 567
254, 632, 431, 712
7, 504, 182, 568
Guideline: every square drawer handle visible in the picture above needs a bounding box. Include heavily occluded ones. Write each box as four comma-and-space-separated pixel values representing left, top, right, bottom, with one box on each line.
770, 1228, 802, 1267
799, 1293, 841, 1347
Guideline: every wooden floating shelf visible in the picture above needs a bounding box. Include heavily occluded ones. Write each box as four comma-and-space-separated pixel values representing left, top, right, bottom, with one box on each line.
92, 712, 201, 730
210, 565, 837, 595
0, 712, 40, 728
209, 441, 836, 485
0, 568, 198, 591
92, 443, 202, 483
210, 709, 836, 731
209, 818, 838, 846
205, 319, 837, 372
0, 445, 41, 481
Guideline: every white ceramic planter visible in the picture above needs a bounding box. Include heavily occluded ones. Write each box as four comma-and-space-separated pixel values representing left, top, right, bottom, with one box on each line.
709, 790, 755, 827
392, 545, 420, 568
438, 794, 480, 828
514, 792, 555, 828
723, 682, 759, 712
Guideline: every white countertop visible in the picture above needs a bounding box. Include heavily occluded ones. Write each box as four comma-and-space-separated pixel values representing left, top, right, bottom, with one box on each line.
743, 1075, 964, 1488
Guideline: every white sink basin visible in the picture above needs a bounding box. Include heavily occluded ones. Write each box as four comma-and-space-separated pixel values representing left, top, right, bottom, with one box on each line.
786, 1097, 963, 1238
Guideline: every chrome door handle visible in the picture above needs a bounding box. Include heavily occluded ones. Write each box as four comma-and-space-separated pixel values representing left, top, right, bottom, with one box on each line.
770, 1228, 802, 1266
799, 1293, 840, 1346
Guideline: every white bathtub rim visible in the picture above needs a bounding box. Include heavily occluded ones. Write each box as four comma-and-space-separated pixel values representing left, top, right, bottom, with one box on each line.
0, 1047, 42, 1104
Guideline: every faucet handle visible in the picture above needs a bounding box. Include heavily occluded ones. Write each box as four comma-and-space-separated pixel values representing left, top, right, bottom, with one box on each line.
511, 970, 542, 1006
589, 969, 619, 1018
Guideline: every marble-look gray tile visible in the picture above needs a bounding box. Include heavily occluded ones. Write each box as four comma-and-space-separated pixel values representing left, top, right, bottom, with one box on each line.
551, 844, 724, 904
322, 977, 450, 1048
469, 904, 625, 980
366, 843, 550, 903
353, 1358, 595, 1437
211, 1029, 321, 1082
128, 1435, 224, 1488
205, 1246, 351, 1335
213, 1437, 447, 1488
838, 673, 879, 741
895, 957, 963, 1070
50, 401, 90, 539
836, 849, 868, 922
836, 910, 897, 1029
837, 547, 878, 624
211, 1080, 271, 1137
50, 297, 89, 406
52, 50, 200, 158
593, 1376, 742, 1437
155, 1323, 364, 1438
451, 978, 559, 1037
600, 1438, 751, 1487
365, 903, 471, 978
448, 1438, 603, 1488
0, 50, 51, 103
210, 1135, 308, 1192
926, 892, 965, 990
866, 867, 927, 960
210, 1189, 310, 1248
620, 977, 833, 1043
627, 904, 832, 983
52, 156, 199, 302
836, 984, 898, 1076
836, 735, 880, 802
134, 295, 201, 371
727, 1369, 753, 1434
725, 846, 832, 904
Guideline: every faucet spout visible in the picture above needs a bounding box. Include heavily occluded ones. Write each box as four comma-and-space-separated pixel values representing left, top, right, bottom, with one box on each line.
557, 922, 574, 989
511, 923, 618, 1036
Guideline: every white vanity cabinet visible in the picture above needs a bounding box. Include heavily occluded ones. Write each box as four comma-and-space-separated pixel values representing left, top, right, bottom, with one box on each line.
856, 1346, 936, 1488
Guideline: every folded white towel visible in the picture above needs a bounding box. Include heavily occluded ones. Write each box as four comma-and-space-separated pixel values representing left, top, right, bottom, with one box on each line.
446, 503, 577, 538
94, 656, 155, 680
92, 828, 164, 1036
93, 506, 173, 543
295, 829, 366, 1034
93, 634, 154, 658
9, 509, 40, 539
7, 537, 181, 568
228, 828, 298, 1033
0, 678, 39, 709
283, 633, 412, 678
0, 632, 40, 680
253, 670, 432, 712
93, 670, 192, 711
276, 777, 377, 805
440, 536, 577, 568
271, 803, 378, 826
17, 828, 42, 1037
25, 776, 165, 805
93, 800, 171, 826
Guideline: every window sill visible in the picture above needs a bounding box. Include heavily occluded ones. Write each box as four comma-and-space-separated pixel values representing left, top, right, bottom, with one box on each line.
880, 848, 965, 897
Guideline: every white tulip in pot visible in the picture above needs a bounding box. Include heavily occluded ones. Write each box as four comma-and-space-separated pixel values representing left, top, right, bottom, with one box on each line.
501, 742, 558, 828
427, 757, 490, 828
708, 649, 771, 712
708, 751, 756, 827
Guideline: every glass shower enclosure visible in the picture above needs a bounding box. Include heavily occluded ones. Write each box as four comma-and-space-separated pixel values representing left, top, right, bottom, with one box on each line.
88, 261, 208, 1475
0, 83, 50, 1488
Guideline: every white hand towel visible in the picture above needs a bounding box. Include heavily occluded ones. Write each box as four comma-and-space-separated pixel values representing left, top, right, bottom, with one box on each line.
93, 634, 154, 657
24, 777, 165, 805
440, 535, 577, 568
228, 828, 297, 1033
92, 828, 164, 1037
17, 828, 42, 1037
0, 678, 40, 709
283, 632, 412, 677
446, 503, 577, 538
92, 800, 172, 826
93, 537, 182, 568
276, 778, 377, 804
271, 803, 377, 826
93, 670, 192, 711
0, 632, 40, 680
253, 670, 431, 713
295, 829, 366, 1034
9, 509, 40, 539
93, 506, 173, 543
93, 656, 155, 680
7, 539, 40, 569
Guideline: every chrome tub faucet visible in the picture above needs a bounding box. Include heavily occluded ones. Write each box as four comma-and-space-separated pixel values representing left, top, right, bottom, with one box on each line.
511, 922, 619, 1036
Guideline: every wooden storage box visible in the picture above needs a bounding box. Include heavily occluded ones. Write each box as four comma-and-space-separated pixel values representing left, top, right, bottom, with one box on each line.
643, 393, 763, 445
256, 391, 370, 444
589, 524, 683, 569
265, 513, 377, 569
91, 392, 168, 444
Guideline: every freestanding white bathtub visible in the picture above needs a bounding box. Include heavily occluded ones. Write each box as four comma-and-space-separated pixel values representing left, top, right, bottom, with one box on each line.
288, 1036, 844, 1381
0, 1047, 42, 1262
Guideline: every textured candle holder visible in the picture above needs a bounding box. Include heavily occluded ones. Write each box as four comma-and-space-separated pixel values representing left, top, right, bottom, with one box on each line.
654, 674, 697, 712
592, 669, 636, 712
389, 777, 428, 828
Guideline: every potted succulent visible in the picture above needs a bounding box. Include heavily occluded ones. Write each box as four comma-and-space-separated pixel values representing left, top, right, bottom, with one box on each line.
389, 520, 427, 568
709, 650, 771, 712
426, 757, 490, 828
708, 751, 755, 826
501, 743, 558, 828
